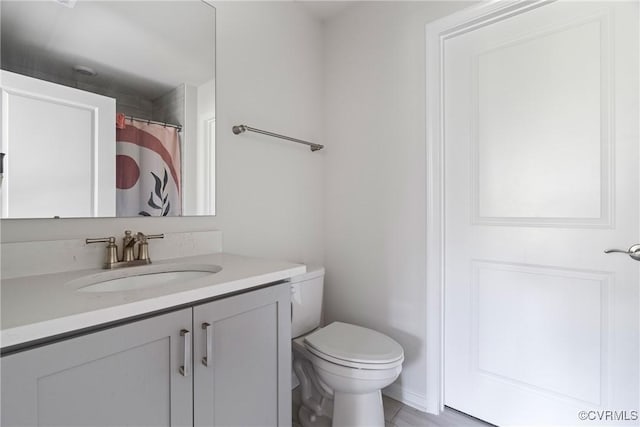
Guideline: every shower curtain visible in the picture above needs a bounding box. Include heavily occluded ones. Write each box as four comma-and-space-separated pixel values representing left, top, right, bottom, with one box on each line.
116, 119, 182, 216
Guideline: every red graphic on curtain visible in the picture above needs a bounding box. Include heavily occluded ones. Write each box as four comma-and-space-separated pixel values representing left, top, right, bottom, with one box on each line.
116, 119, 182, 216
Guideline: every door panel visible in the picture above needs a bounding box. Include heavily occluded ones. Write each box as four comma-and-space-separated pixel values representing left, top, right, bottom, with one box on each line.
474, 18, 606, 223
473, 261, 609, 405
0, 70, 115, 218
443, 1, 638, 425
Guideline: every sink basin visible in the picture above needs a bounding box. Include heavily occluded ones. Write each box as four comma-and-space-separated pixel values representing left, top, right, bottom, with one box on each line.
72, 264, 222, 293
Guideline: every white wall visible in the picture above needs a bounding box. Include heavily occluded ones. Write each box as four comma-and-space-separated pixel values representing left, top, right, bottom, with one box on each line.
0, 0, 485, 412
322, 1, 473, 409
1, 2, 325, 268
212, 2, 325, 265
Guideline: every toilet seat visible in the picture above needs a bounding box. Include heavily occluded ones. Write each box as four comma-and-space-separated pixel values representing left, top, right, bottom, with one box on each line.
303, 322, 404, 370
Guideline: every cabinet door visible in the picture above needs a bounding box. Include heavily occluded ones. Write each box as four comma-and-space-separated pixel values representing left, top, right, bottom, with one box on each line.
193, 283, 291, 427
1, 309, 193, 427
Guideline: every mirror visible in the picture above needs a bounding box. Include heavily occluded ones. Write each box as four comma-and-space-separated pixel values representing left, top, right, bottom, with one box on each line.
0, 0, 216, 218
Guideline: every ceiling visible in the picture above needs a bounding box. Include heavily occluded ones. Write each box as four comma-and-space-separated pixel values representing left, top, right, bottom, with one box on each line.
297, 1, 353, 21
0, 0, 215, 100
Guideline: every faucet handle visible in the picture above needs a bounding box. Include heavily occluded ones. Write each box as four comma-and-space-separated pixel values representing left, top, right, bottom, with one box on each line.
135, 232, 164, 243
86, 237, 116, 245
86, 237, 119, 267
135, 233, 164, 262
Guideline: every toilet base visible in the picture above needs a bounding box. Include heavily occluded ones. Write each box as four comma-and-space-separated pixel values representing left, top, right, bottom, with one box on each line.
298, 406, 332, 427
333, 390, 385, 427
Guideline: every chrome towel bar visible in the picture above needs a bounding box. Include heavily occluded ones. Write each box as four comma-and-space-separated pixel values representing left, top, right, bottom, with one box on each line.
232, 124, 324, 152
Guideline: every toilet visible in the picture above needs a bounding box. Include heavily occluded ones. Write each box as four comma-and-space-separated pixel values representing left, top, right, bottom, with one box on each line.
291, 267, 404, 427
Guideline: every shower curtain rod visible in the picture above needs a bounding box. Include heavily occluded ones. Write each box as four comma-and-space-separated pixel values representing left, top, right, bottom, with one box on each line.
232, 124, 323, 152
125, 115, 182, 132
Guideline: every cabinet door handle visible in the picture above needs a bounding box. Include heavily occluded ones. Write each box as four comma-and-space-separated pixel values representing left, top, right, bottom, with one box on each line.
179, 329, 191, 377
202, 322, 212, 367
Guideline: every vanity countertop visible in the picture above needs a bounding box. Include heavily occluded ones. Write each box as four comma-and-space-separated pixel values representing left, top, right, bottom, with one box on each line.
1, 253, 305, 350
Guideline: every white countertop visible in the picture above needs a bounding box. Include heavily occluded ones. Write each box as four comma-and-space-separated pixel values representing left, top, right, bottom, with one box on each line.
1, 253, 306, 350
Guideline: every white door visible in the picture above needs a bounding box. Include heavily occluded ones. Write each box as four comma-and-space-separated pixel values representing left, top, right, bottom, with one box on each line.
443, 1, 639, 425
0, 70, 115, 218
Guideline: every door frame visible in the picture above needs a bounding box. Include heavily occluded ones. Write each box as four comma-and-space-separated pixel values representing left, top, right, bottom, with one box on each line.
424, 0, 554, 414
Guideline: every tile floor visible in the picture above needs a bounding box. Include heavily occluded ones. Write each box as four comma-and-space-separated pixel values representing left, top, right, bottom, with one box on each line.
382, 396, 492, 427
292, 387, 492, 427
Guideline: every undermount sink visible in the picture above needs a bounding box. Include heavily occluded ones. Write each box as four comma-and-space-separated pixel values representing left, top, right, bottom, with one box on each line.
70, 264, 223, 293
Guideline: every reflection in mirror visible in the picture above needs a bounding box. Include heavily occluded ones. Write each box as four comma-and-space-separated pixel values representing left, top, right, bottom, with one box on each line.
0, 0, 215, 218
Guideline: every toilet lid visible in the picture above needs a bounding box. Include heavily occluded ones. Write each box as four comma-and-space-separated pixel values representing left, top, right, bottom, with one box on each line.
303, 322, 404, 366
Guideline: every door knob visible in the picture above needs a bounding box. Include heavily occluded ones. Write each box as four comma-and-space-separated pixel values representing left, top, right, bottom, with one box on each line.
604, 244, 640, 261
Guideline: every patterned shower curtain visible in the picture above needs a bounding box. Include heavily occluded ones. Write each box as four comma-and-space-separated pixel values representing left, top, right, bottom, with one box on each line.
116, 119, 182, 216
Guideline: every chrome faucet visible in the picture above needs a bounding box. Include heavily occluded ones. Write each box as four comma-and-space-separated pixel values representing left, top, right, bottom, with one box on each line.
86, 231, 165, 269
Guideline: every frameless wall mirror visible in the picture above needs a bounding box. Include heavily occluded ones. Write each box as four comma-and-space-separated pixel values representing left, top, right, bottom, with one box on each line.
0, 0, 215, 218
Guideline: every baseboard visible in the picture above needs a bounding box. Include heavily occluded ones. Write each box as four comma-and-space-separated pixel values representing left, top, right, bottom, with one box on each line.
383, 383, 428, 413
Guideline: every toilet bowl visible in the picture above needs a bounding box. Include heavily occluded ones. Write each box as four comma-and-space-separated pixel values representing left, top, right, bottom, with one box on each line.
291, 268, 404, 427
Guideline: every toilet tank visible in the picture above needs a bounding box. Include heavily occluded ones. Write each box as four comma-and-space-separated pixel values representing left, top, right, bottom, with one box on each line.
290, 266, 325, 338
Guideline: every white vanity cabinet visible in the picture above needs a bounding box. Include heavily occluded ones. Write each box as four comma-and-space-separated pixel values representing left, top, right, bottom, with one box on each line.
1, 282, 291, 427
